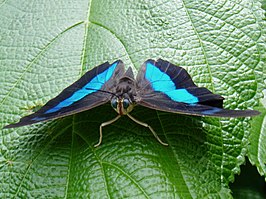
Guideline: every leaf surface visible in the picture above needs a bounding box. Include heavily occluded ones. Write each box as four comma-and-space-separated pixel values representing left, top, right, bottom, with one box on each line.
0, 0, 265, 198
248, 94, 266, 179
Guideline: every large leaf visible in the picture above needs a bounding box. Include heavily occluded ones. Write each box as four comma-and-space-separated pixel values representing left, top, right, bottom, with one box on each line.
0, 0, 265, 198
248, 94, 266, 179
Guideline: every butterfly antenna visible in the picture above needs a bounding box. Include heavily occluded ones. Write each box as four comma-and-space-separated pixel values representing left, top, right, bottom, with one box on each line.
85, 88, 119, 97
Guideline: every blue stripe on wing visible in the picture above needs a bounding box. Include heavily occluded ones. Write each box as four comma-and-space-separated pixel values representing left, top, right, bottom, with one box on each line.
137, 59, 260, 117
4, 60, 124, 129
145, 62, 199, 104
45, 62, 118, 114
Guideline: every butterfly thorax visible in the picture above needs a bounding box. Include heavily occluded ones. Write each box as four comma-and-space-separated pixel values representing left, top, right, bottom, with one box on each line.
110, 75, 136, 115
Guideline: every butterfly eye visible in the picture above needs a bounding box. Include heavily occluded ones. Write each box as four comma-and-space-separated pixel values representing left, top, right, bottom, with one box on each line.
111, 98, 118, 109
123, 98, 130, 109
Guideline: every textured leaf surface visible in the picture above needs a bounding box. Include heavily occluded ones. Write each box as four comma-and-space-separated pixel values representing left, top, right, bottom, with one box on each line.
0, 0, 265, 198
248, 94, 266, 179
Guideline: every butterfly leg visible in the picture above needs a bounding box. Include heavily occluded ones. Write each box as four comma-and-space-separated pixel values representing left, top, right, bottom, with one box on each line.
127, 114, 168, 146
94, 115, 121, 147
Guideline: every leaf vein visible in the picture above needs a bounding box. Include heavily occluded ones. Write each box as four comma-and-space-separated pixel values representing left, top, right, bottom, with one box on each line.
0, 21, 84, 108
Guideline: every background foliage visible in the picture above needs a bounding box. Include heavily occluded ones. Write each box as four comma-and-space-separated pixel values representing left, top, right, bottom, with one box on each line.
0, 0, 265, 198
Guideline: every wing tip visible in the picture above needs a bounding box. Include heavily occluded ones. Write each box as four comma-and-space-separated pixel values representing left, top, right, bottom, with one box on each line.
113, 59, 123, 65
231, 109, 261, 117
144, 58, 179, 68
245, 109, 261, 117
205, 109, 261, 118
3, 116, 43, 129
3, 122, 21, 129
144, 59, 156, 65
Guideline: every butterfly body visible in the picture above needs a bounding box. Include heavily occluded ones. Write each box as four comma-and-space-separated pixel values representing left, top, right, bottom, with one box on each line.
109, 67, 137, 115
4, 59, 260, 146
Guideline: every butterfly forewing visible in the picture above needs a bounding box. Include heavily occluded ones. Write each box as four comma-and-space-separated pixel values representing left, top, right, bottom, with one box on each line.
4, 58, 260, 129
137, 92, 259, 117
4, 60, 125, 128
136, 59, 260, 117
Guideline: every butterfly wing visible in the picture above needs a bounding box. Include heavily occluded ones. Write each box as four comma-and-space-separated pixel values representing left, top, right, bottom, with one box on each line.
4, 60, 125, 128
135, 59, 259, 117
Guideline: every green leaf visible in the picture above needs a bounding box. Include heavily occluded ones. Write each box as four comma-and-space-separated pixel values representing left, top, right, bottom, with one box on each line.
248, 95, 266, 179
0, 0, 265, 198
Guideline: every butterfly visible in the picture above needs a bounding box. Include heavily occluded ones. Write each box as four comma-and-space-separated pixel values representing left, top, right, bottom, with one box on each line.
4, 59, 260, 146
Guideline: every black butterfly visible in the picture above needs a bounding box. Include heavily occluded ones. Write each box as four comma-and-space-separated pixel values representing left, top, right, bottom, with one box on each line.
4, 59, 260, 146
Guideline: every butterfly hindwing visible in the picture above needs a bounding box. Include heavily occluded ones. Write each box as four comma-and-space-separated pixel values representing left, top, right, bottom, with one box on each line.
137, 92, 259, 117
4, 60, 125, 128
4, 58, 260, 129
136, 59, 259, 117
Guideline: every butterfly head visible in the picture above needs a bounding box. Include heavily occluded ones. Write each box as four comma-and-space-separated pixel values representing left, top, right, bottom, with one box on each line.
111, 96, 134, 115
